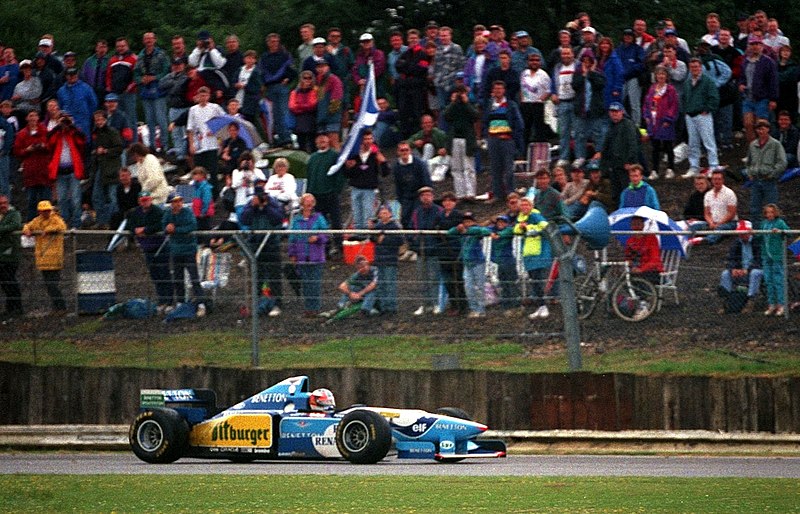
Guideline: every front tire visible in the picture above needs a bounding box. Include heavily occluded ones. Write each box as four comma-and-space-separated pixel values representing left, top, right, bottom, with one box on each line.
335, 410, 391, 464
611, 276, 657, 322
129, 408, 189, 464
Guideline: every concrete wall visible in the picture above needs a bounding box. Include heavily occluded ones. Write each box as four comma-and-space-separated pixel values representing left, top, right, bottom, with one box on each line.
2, 363, 798, 432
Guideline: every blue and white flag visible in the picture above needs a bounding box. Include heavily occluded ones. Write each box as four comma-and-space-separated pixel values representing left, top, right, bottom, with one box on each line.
328, 62, 379, 175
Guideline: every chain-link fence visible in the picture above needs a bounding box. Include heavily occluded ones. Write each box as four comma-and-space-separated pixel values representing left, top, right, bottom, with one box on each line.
4, 227, 799, 367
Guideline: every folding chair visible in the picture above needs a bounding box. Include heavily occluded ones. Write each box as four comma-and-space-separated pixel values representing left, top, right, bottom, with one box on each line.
528, 142, 551, 174
657, 249, 683, 310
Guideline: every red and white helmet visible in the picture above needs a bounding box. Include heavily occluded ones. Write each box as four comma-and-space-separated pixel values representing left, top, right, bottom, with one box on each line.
309, 388, 336, 412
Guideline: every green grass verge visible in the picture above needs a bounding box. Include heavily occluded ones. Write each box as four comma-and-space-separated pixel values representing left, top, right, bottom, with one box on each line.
1, 475, 798, 513
2, 333, 799, 376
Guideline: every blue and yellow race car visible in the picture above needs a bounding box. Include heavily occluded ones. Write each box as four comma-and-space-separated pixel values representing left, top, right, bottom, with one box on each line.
129, 376, 506, 464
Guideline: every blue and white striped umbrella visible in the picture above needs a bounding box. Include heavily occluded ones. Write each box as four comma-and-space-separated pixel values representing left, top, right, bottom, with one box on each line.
608, 206, 688, 256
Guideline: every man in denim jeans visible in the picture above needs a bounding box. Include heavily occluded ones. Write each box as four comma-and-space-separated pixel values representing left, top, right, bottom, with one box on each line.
134, 32, 170, 153
259, 33, 297, 147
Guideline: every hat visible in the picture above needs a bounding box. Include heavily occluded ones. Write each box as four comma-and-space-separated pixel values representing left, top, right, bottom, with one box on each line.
34, 51, 47, 59
314, 56, 328, 66
455, 71, 465, 79
489, 24, 503, 31
655, 20, 666, 30
19, 59, 32, 68
514, 31, 530, 38
622, 28, 635, 36
359, 33, 374, 42
426, 20, 439, 29
167, 192, 183, 202
417, 186, 434, 195
608, 101, 625, 111
578, 48, 596, 62
197, 30, 211, 41
104, 93, 120, 102
581, 26, 597, 34
664, 28, 677, 36
38, 38, 52, 47
755, 119, 771, 129
138, 191, 152, 198
63, 51, 76, 58
65, 67, 78, 75
736, 220, 753, 231
496, 215, 511, 223
171, 56, 187, 65
748, 35, 763, 44
461, 211, 476, 222
312, 37, 326, 46
37, 200, 53, 211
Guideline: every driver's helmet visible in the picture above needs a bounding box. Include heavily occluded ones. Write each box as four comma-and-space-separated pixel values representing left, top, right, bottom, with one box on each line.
309, 388, 336, 412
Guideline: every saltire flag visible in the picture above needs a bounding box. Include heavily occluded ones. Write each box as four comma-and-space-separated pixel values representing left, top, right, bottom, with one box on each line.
328, 61, 379, 175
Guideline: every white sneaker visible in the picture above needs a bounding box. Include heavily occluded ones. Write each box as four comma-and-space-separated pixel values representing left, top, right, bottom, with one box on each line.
196, 303, 207, 318
413, 306, 425, 316
664, 169, 675, 179
681, 168, 699, 178
647, 170, 659, 181
634, 301, 650, 320
432, 306, 442, 315
572, 158, 586, 169
268, 306, 282, 317
528, 305, 549, 319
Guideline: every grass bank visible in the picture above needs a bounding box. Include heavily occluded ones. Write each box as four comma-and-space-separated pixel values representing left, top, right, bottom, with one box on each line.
2, 333, 798, 376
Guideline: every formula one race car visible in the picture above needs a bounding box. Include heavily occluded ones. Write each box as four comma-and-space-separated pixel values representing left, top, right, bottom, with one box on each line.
129, 376, 506, 464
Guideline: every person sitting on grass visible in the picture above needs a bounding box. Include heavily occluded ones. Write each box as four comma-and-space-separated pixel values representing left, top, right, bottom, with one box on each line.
323, 255, 379, 318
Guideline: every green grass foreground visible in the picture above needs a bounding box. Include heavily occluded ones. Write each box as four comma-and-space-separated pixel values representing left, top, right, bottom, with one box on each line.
1, 475, 798, 513
2, 332, 799, 376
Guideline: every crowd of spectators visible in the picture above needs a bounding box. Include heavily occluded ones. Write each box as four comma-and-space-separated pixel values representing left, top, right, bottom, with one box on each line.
0, 10, 798, 320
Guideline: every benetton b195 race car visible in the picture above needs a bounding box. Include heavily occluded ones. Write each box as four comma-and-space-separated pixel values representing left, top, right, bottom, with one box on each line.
129, 376, 506, 464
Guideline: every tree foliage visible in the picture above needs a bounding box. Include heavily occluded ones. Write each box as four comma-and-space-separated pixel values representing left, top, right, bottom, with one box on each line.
1, 0, 798, 59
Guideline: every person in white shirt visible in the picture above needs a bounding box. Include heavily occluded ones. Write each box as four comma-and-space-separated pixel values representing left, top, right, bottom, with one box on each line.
689, 169, 738, 245
186, 86, 225, 196
230, 151, 266, 224
519, 52, 552, 144
265, 157, 298, 209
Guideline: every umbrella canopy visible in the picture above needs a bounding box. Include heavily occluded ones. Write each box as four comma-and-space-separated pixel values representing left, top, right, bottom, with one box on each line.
789, 237, 800, 257
207, 115, 262, 149
608, 206, 689, 256
262, 148, 310, 178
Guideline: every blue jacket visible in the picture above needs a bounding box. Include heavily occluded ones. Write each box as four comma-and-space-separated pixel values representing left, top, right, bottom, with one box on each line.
448, 225, 493, 264
410, 203, 443, 254
741, 55, 779, 102
619, 181, 660, 210
162, 207, 198, 256
240, 198, 284, 250
56, 80, 98, 137
0, 117, 14, 157
258, 49, 297, 86
598, 51, 624, 108
616, 43, 645, 81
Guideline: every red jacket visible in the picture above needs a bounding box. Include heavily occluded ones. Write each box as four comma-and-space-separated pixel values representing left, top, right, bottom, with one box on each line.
625, 234, 664, 273
13, 124, 52, 188
46, 125, 86, 181
288, 87, 318, 115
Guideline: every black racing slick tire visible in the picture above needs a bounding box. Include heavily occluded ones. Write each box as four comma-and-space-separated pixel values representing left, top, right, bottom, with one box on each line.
435, 407, 472, 420
335, 410, 392, 464
129, 408, 189, 464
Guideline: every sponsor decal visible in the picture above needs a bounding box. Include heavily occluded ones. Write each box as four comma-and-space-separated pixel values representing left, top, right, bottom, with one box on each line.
162, 389, 195, 401
191, 415, 272, 448
378, 411, 401, 418
391, 416, 438, 438
311, 425, 340, 458
434, 422, 469, 431
440, 440, 455, 451
139, 390, 165, 407
250, 392, 288, 404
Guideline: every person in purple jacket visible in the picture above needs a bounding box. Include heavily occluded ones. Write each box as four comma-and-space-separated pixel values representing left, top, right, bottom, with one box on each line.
287, 193, 329, 316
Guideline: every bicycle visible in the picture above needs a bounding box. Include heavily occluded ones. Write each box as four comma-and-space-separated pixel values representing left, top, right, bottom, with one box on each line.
574, 250, 658, 322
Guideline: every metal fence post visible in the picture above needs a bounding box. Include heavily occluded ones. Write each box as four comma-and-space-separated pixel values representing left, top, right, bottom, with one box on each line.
545, 224, 582, 371
233, 234, 259, 367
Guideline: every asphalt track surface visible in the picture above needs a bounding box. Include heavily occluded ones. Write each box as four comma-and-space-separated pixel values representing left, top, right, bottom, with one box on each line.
2, 453, 800, 478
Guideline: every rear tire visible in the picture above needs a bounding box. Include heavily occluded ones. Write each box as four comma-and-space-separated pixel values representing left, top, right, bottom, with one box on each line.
129, 408, 189, 464
335, 410, 391, 464
575, 276, 600, 320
